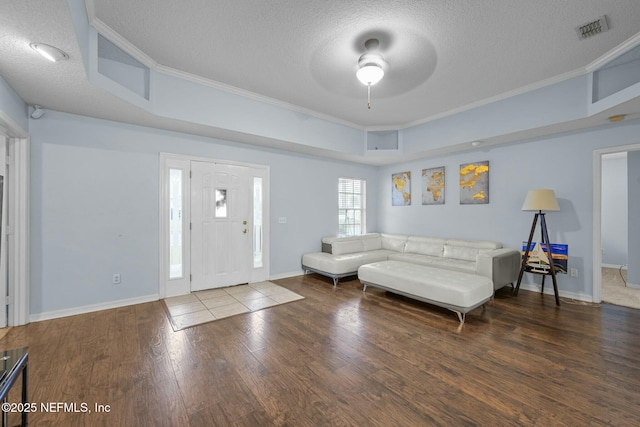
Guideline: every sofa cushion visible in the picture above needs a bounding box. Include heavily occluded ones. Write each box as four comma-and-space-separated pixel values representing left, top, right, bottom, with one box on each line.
303, 250, 394, 275
388, 253, 441, 266
405, 236, 445, 256
443, 245, 482, 261
331, 240, 364, 255
381, 234, 408, 252
446, 239, 502, 250
321, 233, 381, 245
389, 253, 476, 274
430, 257, 477, 274
321, 233, 382, 254
362, 237, 382, 251
443, 239, 501, 261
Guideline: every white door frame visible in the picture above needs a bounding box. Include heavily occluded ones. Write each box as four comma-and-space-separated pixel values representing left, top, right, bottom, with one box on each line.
592, 142, 640, 303
0, 135, 8, 327
0, 112, 30, 326
159, 152, 270, 298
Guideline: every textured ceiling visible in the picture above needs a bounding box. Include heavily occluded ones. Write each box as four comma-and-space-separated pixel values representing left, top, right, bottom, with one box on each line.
90, 0, 640, 127
0, 0, 640, 165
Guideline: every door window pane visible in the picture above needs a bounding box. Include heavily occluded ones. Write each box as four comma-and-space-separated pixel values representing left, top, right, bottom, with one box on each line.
215, 189, 227, 217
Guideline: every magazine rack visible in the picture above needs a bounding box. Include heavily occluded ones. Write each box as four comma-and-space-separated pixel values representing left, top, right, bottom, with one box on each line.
512, 211, 560, 305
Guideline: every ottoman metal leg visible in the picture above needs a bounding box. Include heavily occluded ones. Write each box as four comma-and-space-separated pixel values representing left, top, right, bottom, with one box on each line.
453, 311, 465, 324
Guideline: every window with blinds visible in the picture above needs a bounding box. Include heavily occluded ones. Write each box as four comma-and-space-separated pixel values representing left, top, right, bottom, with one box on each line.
338, 178, 366, 236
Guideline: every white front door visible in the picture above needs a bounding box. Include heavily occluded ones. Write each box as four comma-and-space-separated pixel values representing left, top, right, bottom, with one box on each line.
191, 161, 253, 290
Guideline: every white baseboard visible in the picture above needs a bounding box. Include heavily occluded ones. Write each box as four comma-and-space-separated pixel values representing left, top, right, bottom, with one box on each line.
29, 294, 160, 323
602, 263, 627, 270
269, 270, 306, 281
517, 283, 593, 303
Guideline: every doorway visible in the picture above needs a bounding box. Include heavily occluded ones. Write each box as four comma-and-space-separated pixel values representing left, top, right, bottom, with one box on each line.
160, 154, 270, 298
593, 143, 640, 307
0, 114, 29, 327
0, 136, 6, 328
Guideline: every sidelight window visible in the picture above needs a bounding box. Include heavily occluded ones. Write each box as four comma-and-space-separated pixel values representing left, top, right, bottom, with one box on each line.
169, 169, 183, 279
253, 177, 263, 268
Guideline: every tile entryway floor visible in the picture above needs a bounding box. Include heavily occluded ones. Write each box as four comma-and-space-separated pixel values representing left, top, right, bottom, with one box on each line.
163, 281, 304, 331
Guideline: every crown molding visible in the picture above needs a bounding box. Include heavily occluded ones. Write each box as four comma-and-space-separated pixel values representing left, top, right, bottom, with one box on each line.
586, 30, 640, 72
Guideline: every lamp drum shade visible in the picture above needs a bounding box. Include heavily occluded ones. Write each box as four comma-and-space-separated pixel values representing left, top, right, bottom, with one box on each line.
521, 189, 560, 211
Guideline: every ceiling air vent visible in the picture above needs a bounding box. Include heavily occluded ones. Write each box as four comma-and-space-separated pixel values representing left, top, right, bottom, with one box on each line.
577, 15, 609, 39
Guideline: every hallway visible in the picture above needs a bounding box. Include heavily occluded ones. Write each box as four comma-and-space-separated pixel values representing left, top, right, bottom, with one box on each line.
602, 266, 640, 309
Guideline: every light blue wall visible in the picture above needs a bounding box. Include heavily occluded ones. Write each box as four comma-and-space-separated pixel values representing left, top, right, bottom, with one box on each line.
628, 151, 640, 286
29, 111, 379, 315
151, 72, 365, 155
24, 108, 640, 314
0, 76, 28, 132
377, 121, 640, 300
601, 154, 628, 266
401, 76, 588, 155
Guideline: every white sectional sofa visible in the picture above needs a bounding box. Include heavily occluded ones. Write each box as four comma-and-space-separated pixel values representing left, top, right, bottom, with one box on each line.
302, 233, 520, 290
301, 233, 521, 323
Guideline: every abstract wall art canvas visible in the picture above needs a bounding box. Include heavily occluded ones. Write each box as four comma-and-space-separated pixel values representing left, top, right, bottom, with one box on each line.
392, 171, 411, 206
459, 161, 489, 204
422, 167, 445, 205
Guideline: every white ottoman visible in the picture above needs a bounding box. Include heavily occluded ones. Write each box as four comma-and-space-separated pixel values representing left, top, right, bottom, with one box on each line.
358, 260, 493, 323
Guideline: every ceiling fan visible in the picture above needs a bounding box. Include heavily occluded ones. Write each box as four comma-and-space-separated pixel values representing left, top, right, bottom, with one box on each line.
355, 38, 388, 109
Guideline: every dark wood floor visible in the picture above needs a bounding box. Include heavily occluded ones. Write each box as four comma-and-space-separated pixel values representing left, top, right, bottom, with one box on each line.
2, 273, 640, 426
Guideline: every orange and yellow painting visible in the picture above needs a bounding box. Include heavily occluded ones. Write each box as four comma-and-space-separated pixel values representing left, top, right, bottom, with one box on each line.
392, 171, 411, 206
422, 167, 445, 205
459, 161, 489, 204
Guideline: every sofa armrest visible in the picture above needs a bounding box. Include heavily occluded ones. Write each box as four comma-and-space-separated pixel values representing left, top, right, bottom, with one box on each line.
475, 248, 521, 290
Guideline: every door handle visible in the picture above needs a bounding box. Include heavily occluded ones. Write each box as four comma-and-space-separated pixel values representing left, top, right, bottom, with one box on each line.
243, 229, 248, 234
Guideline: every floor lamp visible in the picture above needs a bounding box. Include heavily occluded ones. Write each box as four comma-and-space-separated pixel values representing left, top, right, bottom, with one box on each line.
513, 189, 561, 305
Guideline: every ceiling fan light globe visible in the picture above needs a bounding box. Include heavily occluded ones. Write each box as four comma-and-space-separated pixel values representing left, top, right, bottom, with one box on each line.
357, 64, 384, 86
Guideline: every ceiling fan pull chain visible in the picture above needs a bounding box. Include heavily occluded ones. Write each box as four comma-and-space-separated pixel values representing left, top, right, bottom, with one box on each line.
367, 85, 371, 109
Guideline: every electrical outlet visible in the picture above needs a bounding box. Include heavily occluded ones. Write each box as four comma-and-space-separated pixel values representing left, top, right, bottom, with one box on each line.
570, 268, 578, 278
113, 273, 121, 284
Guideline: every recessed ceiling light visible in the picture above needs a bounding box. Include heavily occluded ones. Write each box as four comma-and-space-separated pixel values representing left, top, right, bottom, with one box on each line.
30, 43, 69, 62
608, 114, 626, 123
